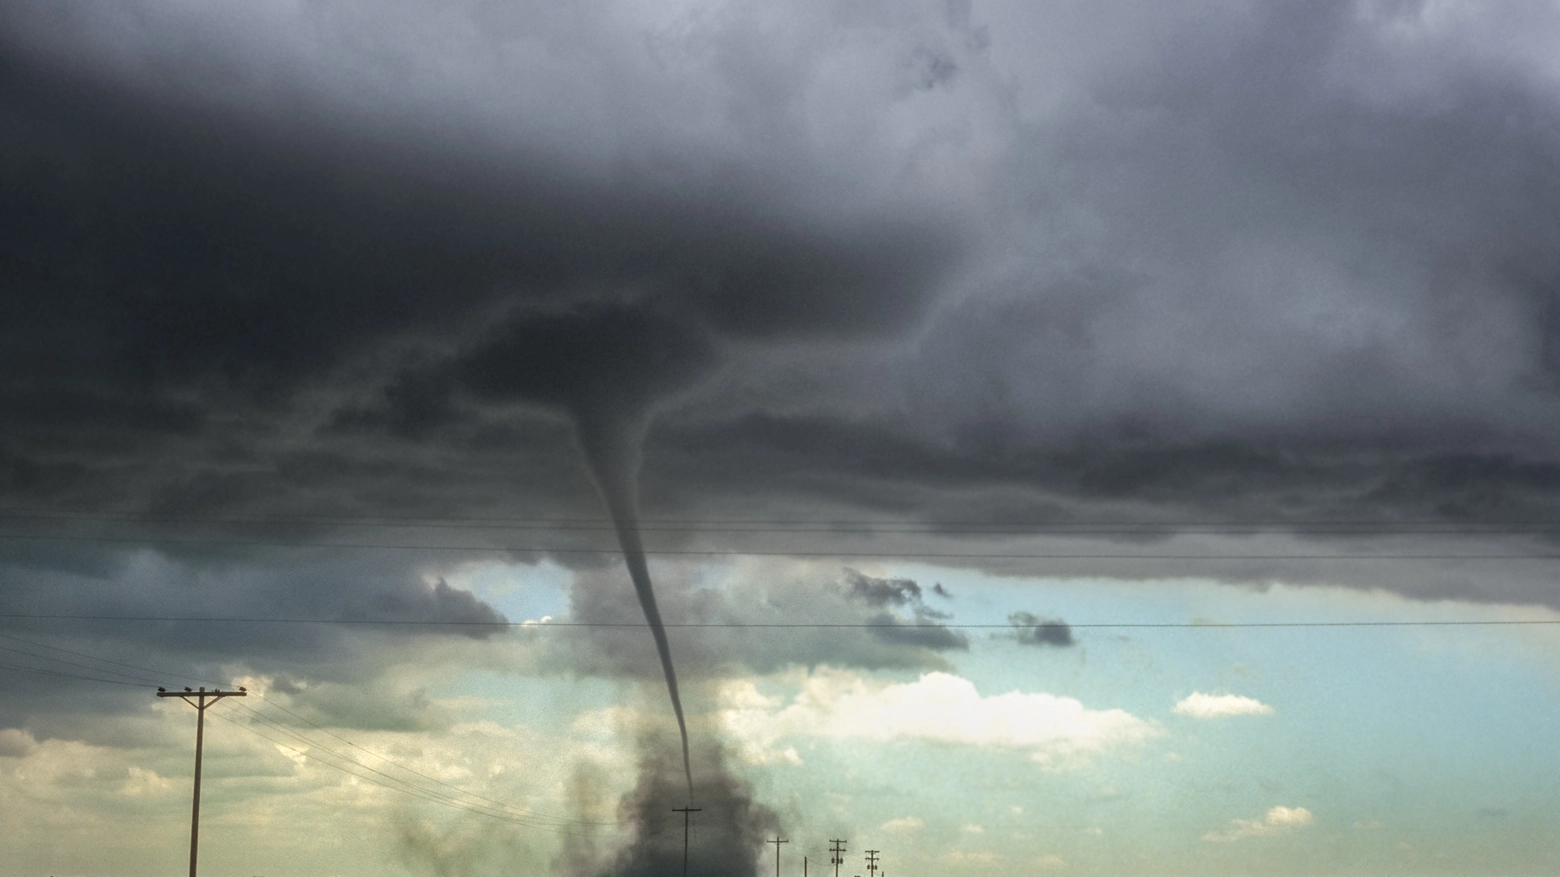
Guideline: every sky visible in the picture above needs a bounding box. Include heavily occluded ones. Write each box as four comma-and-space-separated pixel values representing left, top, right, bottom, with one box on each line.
4, 0, 1560, 875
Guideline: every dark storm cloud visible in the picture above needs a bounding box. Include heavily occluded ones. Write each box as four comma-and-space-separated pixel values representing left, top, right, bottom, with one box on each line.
453, 300, 722, 424
895, 0, 1560, 460
0, 0, 960, 730
846, 570, 924, 607
5, 0, 1560, 715
652, 413, 1560, 538
864, 611, 969, 651
1008, 612, 1075, 648
0, 35, 952, 393
842, 570, 964, 648
0, 4, 957, 520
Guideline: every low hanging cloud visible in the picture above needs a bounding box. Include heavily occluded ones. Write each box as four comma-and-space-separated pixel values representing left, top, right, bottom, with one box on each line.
1173, 692, 1276, 718
539, 562, 972, 682
1202, 806, 1314, 843
843, 570, 967, 651
847, 570, 928, 607
1008, 612, 1075, 648
719, 670, 1156, 767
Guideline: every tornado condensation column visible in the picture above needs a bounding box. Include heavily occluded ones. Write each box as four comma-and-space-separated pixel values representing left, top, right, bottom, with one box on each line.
575, 412, 695, 797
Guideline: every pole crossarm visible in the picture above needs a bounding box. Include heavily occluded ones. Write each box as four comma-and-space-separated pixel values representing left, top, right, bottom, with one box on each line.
768, 836, 789, 877
829, 838, 847, 877
673, 806, 702, 877
159, 688, 247, 708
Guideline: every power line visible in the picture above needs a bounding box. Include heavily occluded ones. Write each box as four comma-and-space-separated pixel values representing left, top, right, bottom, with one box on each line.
2, 612, 1558, 629
0, 631, 223, 687
5, 530, 1560, 560
0, 642, 169, 685
0, 660, 149, 686
7, 506, 1560, 533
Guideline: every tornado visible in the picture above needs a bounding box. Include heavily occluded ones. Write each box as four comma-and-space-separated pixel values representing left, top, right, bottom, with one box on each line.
574, 408, 694, 797
454, 299, 719, 798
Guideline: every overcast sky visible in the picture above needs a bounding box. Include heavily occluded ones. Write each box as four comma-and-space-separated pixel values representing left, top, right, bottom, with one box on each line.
5, 1, 1560, 875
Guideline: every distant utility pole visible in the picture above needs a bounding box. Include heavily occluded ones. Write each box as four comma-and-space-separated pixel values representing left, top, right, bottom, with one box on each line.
829, 839, 847, 877
768, 836, 789, 877
865, 849, 880, 877
672, 806, 701, 877
157, 686, 246, 877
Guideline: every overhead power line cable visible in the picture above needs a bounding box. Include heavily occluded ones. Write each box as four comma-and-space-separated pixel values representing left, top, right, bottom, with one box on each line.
4, 530, 1560, 560
0, 660, 149, 686
6, 506, 1560, 533
0, 642, 168, 686
2, 612, 1557, 629
0, 631, 224, 687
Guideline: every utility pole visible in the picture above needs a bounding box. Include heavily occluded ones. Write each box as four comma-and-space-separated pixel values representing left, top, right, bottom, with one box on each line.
829, 839, 847, 877
865, 849, 880, 877
672, 806, 701, 877
768, 836, 789, 877
157, 686, 246, 877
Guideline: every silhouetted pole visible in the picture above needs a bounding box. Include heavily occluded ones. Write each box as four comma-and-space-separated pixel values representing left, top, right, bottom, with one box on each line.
157, 686, 246, 877
673, 806, 701, 877
829, 839, 847, 877
768, 836, 789, 877
865, 849, 880, 877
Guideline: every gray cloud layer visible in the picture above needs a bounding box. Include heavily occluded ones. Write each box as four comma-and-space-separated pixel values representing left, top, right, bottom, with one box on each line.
6, 0, 1560, 718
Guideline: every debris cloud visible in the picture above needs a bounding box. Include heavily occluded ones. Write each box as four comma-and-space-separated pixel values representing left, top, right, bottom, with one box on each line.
561, 736, 780, 877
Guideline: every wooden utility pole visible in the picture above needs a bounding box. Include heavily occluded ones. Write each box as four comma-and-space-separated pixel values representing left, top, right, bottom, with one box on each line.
829, 839, 847, 877
157, 686, 246, 877
672, 806, 701, 877
768, 836, 789, 877
865, 849, 880, 877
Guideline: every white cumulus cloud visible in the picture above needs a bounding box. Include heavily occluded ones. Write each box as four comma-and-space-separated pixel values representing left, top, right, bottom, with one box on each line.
720, 670, 1157, 767
1173, 692, 1275, 718
882, 816, 924, 833
1202, 806, 1314, 842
